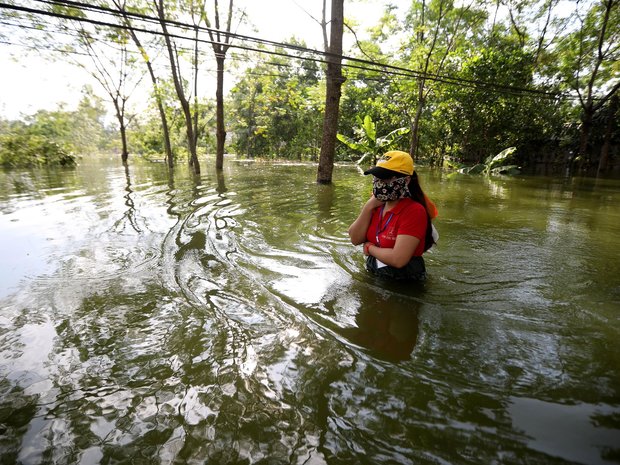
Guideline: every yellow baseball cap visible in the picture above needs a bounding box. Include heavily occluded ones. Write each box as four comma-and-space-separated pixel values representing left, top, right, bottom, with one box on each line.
364, 150, 414, 178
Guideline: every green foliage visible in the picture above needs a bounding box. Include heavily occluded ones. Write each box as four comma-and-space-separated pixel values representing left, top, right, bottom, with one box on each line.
227, 45, 323, 160
0, 87, 111, 167
128, 90, 217, 161
339, 63, 409, 147
0, 123, 76, 168
337, 115, 409, 165
436, 37, 564, 164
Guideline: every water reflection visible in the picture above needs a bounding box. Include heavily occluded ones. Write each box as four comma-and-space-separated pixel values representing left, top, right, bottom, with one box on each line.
112, 163, 142, 234
509, 397, 620, 465
215, 169, 227, 194
338, 298, 420, 362
316, 182, 335, 220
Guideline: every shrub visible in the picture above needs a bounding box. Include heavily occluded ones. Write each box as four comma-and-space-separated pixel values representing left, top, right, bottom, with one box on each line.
0, 128, 76, 168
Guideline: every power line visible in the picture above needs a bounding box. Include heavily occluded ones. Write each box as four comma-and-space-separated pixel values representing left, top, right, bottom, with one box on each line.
1, 0, 560, 98
0, 20, 316, 82
0, 1, 325, 69
0, 0, 573, 101
38, 0, 573, 99
35, 0, 323, 58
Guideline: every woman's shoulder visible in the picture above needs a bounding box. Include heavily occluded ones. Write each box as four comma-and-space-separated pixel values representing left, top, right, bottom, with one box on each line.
399, 197, 426, 213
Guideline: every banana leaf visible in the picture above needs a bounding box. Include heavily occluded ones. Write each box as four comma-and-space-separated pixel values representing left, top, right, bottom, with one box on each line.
336, 133, 369, 153
484, 147, 517, 170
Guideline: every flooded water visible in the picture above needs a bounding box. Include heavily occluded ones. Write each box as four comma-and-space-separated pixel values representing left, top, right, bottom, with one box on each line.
1, 158, 619, 464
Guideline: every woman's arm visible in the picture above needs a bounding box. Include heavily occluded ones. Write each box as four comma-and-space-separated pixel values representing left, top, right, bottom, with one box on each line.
348, 196, 383, 245
364, 234, 420, 268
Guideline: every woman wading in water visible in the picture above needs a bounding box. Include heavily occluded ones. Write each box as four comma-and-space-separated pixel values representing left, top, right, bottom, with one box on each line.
348, 150, 438, 281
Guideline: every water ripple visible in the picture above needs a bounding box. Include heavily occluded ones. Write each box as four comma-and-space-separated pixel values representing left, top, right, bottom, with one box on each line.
1, 162, 619, 464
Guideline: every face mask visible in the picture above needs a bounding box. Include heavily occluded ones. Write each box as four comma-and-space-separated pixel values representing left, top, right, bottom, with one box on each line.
372, 177, 409, 202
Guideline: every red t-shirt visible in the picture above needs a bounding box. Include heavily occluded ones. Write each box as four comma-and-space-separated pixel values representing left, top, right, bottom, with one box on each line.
366, 198, 428, 257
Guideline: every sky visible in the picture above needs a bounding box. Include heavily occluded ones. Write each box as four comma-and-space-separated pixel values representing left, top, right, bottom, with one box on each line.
0, 0, 388, 121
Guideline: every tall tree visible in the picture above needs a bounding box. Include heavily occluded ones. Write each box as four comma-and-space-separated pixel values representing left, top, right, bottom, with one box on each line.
400, 0, 487, 158
201, 0, 239, 170
113, 0, 174, 168
70, 12, 142, 163
317, 0, 345, 184
153, 0, 200, 173
553, 0, 619, 168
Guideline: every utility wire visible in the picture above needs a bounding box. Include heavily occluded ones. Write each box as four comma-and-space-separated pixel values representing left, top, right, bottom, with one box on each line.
36, 0, 572, 99
0, 20, 316, 81
35, 0, 323, 58
0, 0, 572, 100
2, 0, 561, 98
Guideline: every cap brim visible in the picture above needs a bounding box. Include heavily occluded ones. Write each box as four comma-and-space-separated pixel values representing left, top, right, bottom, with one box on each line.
363, 166, 406, 179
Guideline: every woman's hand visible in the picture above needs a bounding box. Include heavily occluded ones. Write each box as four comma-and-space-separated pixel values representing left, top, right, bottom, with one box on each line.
348, 195, 384, 245
364, 195, 384, 211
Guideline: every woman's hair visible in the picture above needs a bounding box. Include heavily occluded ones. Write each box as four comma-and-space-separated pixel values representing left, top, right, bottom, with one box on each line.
406, 172, 435, 251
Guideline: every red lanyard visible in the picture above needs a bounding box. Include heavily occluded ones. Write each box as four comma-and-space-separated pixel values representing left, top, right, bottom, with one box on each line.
375, 205, 394, 246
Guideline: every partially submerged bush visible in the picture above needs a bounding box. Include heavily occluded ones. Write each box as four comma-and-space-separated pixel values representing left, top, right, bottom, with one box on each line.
0, 129, 76, 168
457, 147, 521, 175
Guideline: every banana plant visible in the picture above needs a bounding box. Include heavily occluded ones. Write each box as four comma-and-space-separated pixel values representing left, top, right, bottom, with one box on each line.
337, 115, 410, 166
458, 147, 520, 175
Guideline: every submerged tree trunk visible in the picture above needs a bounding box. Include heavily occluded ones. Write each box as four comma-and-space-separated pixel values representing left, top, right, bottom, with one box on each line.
317, 0, 345, 185
115, 102, 129, 164
154, 0, 199, 174
120, 127, 129, 164
577, 103, 594, 171
204, 0, 235, 171
193, 25, 200, 156
215, 55, 227, 170
159, 99, 174, 168
598, 94, 618, 176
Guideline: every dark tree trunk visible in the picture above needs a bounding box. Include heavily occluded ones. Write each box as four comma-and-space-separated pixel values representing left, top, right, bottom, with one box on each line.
215, 56, 227, 170
598, 94, 618, 176
204, 0, 234, 171
317, 0, 345, 185
119, 116, 128, 164
577, 103, 594, 171
159, 102, 173, 169
112, 98, 129, 164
